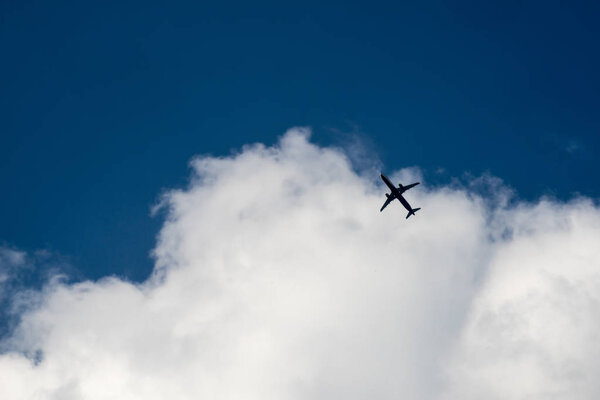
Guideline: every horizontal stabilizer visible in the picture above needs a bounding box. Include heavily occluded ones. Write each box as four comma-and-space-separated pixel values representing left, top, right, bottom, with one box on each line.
406, 207, 421, 219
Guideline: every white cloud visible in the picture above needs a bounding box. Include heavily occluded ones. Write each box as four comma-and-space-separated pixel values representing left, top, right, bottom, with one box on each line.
442, 199, 600, 400
1, 128, 599, 399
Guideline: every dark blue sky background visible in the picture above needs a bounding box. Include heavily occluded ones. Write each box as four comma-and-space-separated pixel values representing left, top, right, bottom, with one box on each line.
1, 0, 599, 282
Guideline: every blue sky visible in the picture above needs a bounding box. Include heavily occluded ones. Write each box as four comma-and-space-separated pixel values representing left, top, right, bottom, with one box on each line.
1, 0, 599, 282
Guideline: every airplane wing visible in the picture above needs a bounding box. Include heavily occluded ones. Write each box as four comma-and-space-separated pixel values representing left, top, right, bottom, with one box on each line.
403, 182, 420, 191
380, 194, 395, 212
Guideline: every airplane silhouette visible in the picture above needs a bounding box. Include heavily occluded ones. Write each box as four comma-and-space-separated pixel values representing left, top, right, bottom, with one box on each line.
379, 173, 421, 218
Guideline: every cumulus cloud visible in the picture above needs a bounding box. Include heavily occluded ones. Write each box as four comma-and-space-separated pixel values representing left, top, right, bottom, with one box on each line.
1, 128, 599, 399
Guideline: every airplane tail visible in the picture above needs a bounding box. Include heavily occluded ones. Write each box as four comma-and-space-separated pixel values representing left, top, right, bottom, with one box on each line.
406, 207, 421, 219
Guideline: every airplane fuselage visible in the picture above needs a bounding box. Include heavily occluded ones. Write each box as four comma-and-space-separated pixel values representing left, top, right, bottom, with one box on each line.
380, 174, 420, 217
381, 174, 413, 211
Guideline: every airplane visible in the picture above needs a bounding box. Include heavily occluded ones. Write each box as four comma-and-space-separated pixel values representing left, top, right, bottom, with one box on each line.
379, 173, 421, 218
